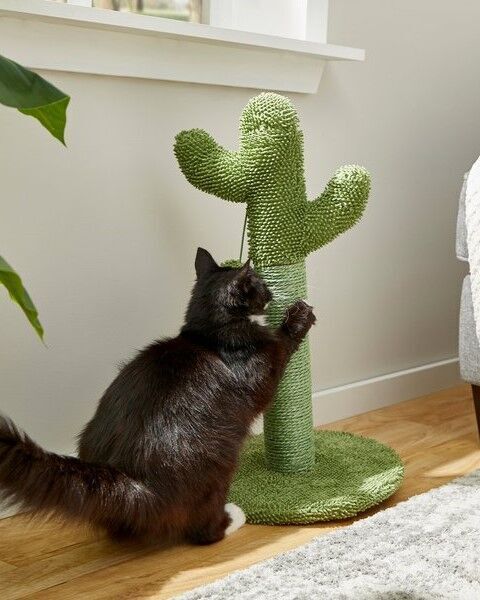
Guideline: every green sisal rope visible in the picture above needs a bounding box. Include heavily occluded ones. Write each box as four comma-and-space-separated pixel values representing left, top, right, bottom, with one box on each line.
260, 262, 314, 471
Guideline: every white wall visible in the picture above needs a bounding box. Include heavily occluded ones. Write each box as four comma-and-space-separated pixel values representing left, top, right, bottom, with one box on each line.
0, 0, 476, 453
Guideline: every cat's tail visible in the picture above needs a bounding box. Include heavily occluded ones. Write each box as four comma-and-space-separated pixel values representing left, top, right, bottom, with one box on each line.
0, 414, 159, 533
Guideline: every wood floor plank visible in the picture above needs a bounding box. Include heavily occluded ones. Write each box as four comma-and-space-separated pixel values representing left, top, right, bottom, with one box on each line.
0, 561, 17, 574
0, 518, 94, 566
0, 541, 153, 600
26, 528, 328, 600
1, 384, 478, 599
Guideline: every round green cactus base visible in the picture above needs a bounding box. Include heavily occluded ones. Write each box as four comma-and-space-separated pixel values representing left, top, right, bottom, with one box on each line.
228, 431, 404, 525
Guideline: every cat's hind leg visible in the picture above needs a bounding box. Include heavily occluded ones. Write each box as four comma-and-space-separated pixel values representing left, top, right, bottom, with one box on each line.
186, 508, 231, 545
186, 501, 245, 545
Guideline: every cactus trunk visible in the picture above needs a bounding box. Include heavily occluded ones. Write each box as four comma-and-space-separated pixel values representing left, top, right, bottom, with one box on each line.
260, 262, 315, 473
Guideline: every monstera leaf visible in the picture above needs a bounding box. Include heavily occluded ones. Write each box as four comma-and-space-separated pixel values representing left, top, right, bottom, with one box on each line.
0, 256, 43, 340
0, 54, 70, 144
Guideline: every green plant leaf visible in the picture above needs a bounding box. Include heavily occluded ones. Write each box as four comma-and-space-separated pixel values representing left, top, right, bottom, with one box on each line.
0, 54, 69, 144
0, 255, 43, 340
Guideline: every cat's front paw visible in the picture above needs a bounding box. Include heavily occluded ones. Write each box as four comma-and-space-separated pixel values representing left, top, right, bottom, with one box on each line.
282, 300, 316, 340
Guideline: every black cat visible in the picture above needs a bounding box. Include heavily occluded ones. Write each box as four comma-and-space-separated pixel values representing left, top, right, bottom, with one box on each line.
0, 248, 315, 544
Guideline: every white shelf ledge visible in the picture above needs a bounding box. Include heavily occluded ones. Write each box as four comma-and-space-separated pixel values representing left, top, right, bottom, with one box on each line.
0, 0, 365, 93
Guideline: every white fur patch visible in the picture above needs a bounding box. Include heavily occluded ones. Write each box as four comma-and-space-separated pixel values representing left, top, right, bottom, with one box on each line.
248, 314, 267, 326
225, 503, 246, 536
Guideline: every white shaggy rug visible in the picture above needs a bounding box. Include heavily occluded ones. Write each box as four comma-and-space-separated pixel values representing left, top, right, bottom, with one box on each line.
178, 470, 480, 599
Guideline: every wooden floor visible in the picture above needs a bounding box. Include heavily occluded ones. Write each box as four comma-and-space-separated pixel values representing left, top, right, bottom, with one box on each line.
1, 384, 479, 599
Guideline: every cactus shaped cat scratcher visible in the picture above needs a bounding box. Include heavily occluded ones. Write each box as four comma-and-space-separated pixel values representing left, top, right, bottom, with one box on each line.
175, 93, 403, 524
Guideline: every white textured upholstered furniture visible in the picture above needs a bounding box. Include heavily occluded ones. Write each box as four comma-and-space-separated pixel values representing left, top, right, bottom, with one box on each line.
457, 171, 480, 432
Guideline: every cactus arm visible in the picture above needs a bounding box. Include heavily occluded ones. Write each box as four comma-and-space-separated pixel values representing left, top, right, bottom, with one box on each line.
174, 129, 247, 203
303, 165, 371, 255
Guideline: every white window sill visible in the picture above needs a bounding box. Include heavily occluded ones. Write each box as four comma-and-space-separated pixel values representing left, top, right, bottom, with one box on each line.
0, 0, 365, 93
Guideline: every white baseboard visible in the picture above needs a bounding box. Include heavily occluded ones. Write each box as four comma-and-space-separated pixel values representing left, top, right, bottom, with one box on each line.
251, 357, 461, 433
312, 357, 461, 426
0, 358, 462, 520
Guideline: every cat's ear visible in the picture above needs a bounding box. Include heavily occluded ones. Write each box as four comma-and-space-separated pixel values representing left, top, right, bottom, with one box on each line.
233, 259, 252, 290
237, 258, 251, 279
195, 247, 218, 278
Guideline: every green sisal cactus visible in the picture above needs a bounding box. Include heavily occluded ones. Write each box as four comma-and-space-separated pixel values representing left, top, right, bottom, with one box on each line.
174, 93, 370, 475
